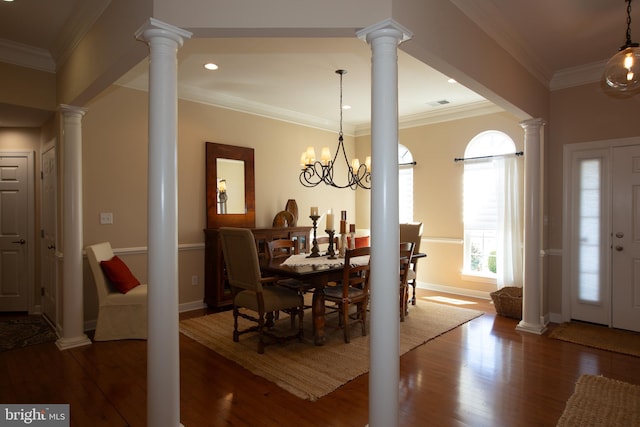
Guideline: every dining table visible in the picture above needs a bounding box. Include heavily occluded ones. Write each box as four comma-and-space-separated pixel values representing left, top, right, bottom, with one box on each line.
260, 251, 426, 346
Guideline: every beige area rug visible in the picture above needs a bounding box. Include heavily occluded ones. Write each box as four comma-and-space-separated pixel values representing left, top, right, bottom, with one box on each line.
549, 322, 640, 357
179, 301, 482, 401
556, 375, 640, 426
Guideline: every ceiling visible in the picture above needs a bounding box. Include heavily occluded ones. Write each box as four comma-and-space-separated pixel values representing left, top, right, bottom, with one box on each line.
0, 0, 635, 130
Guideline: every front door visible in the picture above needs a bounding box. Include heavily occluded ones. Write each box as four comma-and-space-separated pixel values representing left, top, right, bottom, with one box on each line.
0, 153, 31, 312
611, 145, 640, 332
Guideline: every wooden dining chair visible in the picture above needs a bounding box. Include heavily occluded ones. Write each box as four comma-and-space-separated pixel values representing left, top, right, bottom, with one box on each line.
316, 235, 339, 254
399, 241, 415, 322
219, 228, 305, 354
324, 246, 371, 343
266, 239, 314, 311
400, 222, 424, 306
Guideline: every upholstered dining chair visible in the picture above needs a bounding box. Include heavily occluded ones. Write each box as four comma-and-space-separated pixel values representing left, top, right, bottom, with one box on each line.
219, 228, 304, 354
323, 246, 371, 343
400, 222, 424, 306
399, 242, 415, 322
85, 242, 148, 341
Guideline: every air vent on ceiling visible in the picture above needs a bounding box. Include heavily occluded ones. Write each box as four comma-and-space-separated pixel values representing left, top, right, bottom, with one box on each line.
427, 99, 450, 107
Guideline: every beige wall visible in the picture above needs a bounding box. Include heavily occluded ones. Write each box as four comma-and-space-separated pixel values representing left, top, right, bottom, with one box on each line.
82, 84, 356, 311
357, 112, 524, 294
545, 83, 640, 315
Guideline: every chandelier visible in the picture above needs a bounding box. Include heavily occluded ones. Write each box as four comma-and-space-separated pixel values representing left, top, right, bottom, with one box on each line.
299, 70, 371, 190
604, 0, 640, 91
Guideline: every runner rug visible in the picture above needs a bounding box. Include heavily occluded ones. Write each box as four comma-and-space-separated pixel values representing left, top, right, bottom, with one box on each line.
0, 316, 57, 352
549, 322, 640, 357
180, 301, 482, 401
556, 375, 640, 426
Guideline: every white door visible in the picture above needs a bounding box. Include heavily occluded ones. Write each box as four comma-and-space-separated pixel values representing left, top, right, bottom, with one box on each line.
611, 145, 640, 332
41, 145, 57, 324
0, 154, 31, 312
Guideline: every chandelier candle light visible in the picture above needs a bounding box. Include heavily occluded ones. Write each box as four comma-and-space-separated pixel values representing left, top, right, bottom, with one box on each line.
604, 0, 640, 91
299, 70, 371, 190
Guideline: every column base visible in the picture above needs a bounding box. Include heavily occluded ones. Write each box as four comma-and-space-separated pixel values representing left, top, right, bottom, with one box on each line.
56, 334, 92, 350
516, 320, 547, 335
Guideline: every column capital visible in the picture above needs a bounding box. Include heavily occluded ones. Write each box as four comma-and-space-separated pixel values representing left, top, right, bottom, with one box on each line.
135, 17, 192, 47
59, 104, 88, 117
519, 117, 545, 130
356, 18, 413, 45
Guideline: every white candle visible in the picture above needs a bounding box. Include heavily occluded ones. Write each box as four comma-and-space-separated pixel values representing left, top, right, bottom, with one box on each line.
326, 209, 334, 230
310, 206, 318, 217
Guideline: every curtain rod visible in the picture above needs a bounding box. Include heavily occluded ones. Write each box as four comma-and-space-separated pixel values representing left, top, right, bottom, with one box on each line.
454, 151, 523, 163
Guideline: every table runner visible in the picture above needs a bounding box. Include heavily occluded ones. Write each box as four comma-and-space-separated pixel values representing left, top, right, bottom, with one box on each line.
281, 253, 369, 267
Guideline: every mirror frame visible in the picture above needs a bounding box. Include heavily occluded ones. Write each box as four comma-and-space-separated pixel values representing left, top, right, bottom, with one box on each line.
206, 142, 255, 229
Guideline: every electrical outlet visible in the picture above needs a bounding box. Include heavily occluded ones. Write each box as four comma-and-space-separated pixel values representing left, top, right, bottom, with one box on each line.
191, 275, 198, 286
100, 212, 113, 224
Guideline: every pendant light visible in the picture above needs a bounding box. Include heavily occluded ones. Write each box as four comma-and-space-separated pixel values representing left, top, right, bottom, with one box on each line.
604, 0, 640, 91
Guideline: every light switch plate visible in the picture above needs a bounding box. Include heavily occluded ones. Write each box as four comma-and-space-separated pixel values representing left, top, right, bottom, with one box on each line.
100, 212, 113, 225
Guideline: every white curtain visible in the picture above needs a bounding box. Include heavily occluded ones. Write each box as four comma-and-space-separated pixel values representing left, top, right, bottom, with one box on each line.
494, 156, 523, 289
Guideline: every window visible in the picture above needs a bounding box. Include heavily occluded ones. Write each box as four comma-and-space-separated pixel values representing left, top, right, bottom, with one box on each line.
463, 131, 517, 278
399, 144, 414, 223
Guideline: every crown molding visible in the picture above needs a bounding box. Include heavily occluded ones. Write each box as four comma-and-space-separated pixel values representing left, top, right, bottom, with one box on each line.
0, 39, 55, 73
353, 101, 503, 136
550, 60, 606, 91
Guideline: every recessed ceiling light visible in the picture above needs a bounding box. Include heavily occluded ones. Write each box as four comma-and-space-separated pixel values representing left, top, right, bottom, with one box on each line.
342, 105, 351, 110
447, 78, 457, 84
3, 0, 16, 3
204, 63, 218, 71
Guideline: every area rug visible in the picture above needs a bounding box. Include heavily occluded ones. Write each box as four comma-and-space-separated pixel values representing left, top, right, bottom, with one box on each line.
549, 322, 640, 357
556, 375, 640, 426
179, 301, 482, 401
0, 316, 57, 352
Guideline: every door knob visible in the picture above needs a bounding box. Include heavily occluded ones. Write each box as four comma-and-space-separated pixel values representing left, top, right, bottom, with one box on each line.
616, 232, 624, 238
47, 244, 56, 250
615, 245, 624, 251
12, 239, 26, 244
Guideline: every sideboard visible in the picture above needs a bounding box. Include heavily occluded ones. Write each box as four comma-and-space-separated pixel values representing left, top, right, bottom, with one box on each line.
203, 226, 312, 308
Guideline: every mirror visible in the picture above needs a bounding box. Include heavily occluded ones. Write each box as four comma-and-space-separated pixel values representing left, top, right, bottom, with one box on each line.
216, 158, 245, 214
206, 142, 255, 228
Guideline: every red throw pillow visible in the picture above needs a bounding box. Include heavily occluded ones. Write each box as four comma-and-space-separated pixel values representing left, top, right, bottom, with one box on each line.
347, 236, 370, 249
100, 256, 141, 294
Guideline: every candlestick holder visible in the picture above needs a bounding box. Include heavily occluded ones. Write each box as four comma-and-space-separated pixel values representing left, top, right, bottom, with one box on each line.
349, 231, 356, 250
325, 229, 337, 259
307, 215, 321, 258
339, 233, 347, 258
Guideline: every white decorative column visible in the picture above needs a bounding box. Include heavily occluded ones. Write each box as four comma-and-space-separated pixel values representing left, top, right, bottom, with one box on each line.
517, 118, 547, 335
357, 19, 412, 427
56, 105, 92, 351
135, 18, 192, 427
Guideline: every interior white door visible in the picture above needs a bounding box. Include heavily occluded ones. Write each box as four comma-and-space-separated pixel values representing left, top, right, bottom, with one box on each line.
0, 154, 30, 311
611, 145, 640, 332
41, 146, 57, 325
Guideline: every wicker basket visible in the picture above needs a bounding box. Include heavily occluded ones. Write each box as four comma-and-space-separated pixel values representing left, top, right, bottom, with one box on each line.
490, 286, 523, 319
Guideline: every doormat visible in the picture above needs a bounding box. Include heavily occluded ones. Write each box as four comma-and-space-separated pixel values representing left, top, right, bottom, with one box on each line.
548, 322, 640, 357
556, 375, 640, 426
0, 316, 57, 352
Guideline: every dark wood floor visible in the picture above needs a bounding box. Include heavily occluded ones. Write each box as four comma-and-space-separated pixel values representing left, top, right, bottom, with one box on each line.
1, 289, 639, 426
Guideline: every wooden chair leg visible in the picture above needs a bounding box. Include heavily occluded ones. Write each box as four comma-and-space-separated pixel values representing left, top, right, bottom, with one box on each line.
342, 304, 351, 343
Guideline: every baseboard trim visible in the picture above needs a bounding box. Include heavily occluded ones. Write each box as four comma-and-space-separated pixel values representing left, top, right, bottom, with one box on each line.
417, 281, 491, 300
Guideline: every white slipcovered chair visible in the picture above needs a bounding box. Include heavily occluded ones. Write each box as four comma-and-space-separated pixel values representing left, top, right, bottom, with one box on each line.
86, 242, 147, 341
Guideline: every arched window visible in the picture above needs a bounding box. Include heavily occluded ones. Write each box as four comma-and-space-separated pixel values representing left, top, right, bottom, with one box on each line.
399, 144, 414, 223
463, 131, 521, 287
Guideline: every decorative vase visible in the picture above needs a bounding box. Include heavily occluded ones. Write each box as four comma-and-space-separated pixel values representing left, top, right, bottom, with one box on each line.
285, 199, 298, 226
